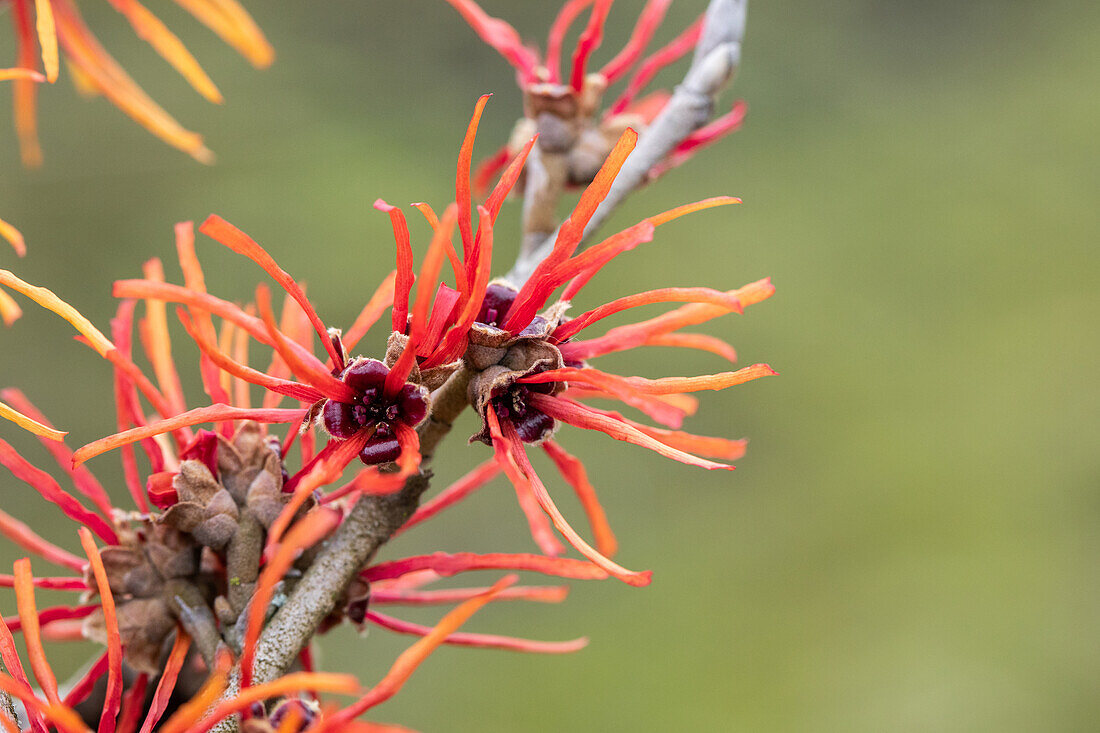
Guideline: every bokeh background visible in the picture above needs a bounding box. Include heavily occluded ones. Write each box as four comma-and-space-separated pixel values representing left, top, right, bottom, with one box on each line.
2, 0, 1099, 730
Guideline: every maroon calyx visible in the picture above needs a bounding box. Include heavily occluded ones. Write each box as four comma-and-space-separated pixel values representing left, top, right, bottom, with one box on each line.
321, 357, 428, 465
476, 282, 519, 327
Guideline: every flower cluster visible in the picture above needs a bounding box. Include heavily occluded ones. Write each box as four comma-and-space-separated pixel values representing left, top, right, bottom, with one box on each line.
2, 0, 271, 165
0, 2, 769, 730
446, 0, 747, 195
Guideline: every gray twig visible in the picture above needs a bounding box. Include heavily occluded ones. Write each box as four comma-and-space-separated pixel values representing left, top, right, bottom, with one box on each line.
509, 0, 747, 284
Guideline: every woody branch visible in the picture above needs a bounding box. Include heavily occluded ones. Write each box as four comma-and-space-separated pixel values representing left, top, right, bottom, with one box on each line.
510, 0, 747, 283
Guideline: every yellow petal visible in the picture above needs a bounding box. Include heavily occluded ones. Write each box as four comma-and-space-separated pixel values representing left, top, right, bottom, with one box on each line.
0, 399, 67, 441
0, 218, 27, 256
0, 269, 114, 356
114, 0, 224, 103
33, 0, 59, 83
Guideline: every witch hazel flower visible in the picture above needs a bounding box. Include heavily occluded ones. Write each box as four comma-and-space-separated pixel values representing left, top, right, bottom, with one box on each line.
357, 97, 775, 584
446, 0, 747, 195
2, 0, 272, 165
0, 263, 586, 725
320, 358, 429, 465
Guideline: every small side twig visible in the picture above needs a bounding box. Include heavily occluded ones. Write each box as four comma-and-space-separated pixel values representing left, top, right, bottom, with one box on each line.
165, 579, 222, 668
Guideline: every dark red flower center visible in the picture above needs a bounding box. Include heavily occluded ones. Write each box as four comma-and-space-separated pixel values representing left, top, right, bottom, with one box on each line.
491, 380, 556, 444
322, 358, 428, 465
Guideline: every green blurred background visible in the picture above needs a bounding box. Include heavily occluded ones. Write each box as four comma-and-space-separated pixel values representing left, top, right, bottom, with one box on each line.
2, 0, 1099, 730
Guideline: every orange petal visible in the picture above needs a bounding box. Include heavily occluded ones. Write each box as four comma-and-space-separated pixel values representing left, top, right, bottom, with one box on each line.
553, 286, 742, 342
559, 197, 740, 300
33, 0, 58, 83
320, 577, 518, 725
364, 552, 609, 583
13, 558, 61, 704
375, 200, 414, 334
456, 94, 491, 258
599, 0, 672, 84
241, 509, 341, 688
136, 629, 189, 733
200, 215, 342, 369
0, 269, 113, 356
397, 459, 500, 537
0, 288, 23, 326
543, 440, 617, 556
642, 332, 738, 363
560, 277, 773, 361
411, 203, 469, 299
139, 258, 187, 415
78, 529, 123, 733
72, 404, 307, 466
0, 68, 45, 82
525, 363, 776, 395
50, 0, 213, 162
171, 0, 273, 68
109, 0, 223, 102
567, 400, 747, 460
568, 0, 612, 92
0, 399, 66, 441
365, 609, 587, 654
371, 584, 568, 606
490, 412, 650, 586
504, 128, 639, 332
528, 393, 734, 471
620, 363, 776, 394
545, 0, 594, 83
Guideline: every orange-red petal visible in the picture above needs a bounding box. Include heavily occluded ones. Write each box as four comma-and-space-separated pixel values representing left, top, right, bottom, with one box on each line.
365, 610, 587, 654
78, 529, 122, 733
240, 508, 341, 688
319, 577, 517, 726
72, 405, 306, 466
